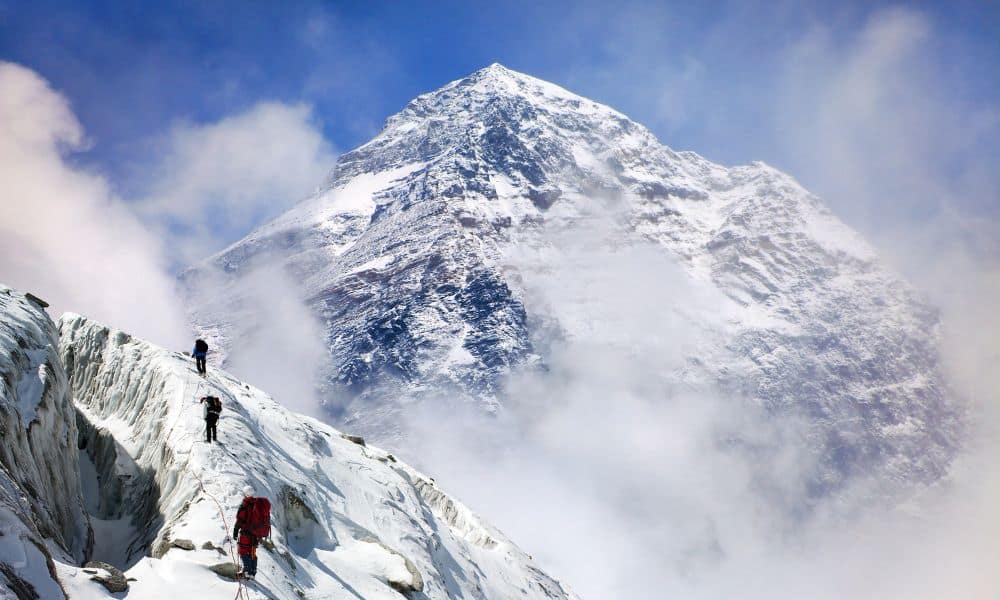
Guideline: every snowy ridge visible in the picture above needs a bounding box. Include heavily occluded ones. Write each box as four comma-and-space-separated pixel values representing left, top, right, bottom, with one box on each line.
0, 285, 90, 599
186, 64, 961, 492
55, 312, 578, 599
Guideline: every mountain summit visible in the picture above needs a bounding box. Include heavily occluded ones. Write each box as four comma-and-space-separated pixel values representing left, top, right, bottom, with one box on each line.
184, 65, 961, 492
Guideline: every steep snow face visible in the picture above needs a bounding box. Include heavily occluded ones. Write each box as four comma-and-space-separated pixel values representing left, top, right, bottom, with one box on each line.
185, 64, 961, 490
0, 285, 91, 599
57, 313, 578, 600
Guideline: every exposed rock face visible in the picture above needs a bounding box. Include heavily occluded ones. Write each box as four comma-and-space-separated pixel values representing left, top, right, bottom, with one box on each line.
361, 536, 424, 596
184, 64, 961, 492
83, 561, 128, 593
0, 284, 91, 599
0, 561, 40, 600
207, 561, 239, 580
170, 539, 195, 551
341, 434, 366, 446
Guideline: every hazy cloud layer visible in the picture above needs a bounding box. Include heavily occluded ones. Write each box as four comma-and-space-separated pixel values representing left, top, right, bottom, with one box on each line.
396, 216, 810, 598
137, 101, 336, 264
140, 103, 337, 413
185, 257, 330, 420
392, 8, 1000, 597
0, 62, 334, 374
556, 4, 998, 238
0, 61, 189, 348
401, 205, 999, 599
775, 7, 999, 233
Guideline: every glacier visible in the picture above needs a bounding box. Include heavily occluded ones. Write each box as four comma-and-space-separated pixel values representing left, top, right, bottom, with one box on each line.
183, 63, 962, 494
0, 284, 90, 599
0, 283, 578, 599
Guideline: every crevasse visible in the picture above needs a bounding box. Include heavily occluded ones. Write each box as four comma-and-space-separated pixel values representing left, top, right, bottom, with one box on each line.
55, 311, 578, 599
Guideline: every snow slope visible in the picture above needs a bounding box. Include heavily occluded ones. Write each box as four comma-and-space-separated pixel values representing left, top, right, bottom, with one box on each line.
54, 311, 578, 599
185, 64, 961, 493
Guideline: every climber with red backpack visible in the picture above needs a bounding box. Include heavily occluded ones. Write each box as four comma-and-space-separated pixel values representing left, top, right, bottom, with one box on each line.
233, 485, 270, 580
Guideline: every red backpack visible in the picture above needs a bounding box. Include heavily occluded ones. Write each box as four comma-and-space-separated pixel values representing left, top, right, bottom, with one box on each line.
245, 497, 271, 538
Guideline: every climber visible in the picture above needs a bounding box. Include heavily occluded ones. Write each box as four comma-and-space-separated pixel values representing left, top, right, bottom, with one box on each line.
199, 395, 222, 443
192, 338, 209, 375
233, 485, 270, 580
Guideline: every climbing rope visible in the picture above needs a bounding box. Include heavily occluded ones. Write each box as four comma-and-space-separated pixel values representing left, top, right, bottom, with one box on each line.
185, 462, 251, 600
116, 358, 262, 598
169, 371, 254, 600
96, 356, 258, 598
177, 432, 253, 599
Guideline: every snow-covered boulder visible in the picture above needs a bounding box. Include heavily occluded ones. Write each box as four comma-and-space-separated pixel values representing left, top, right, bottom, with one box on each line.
56, 312, 578, 599
0, 284, 91, 599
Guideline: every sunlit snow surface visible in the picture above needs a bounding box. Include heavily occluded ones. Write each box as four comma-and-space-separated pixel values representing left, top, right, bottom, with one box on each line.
0, 285, 577, 599
53, 312, 577, 599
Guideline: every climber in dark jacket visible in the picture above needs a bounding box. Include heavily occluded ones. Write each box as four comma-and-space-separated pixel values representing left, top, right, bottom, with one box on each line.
192, 339, 208, 375
199, 396, 222, 443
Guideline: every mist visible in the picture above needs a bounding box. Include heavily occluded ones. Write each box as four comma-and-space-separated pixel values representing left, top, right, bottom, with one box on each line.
0, 61, 335, 401
397, 207, 1000, 599
0, 61, 189, 348
398, 215, 801, 597
186, 257, 330, 419
135, 101, 336, 266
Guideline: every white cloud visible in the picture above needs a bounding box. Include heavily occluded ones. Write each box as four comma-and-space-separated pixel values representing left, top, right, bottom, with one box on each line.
398, 215, 808, 598
0, 61, 189, 348
777, 9, 999, 286
400, 200, 1000, 599
137, 101, 336, 263
188, 258, 329, 419
138, 103, 338, 416
394, 9, 1000, 596
774, 7, 996, 231
0, 62, 337, 367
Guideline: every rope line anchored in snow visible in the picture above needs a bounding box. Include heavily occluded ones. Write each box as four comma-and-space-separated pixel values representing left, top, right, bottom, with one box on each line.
171, 368, 257, 600
133, 359, 262, 599
186, 462, 253, 600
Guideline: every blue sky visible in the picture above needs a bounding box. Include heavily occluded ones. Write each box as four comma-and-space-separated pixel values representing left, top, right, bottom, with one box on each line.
0, 0, 997, 291
2, 1, 995, 187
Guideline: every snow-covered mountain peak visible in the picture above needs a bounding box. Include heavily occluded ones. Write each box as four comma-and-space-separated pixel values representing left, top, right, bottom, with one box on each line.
337, 63, 663, 197
186, 66, 961, 495
393, 62, 625, 127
